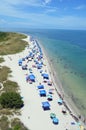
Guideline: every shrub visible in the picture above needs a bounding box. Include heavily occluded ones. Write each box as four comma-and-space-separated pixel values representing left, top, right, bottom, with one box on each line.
13, 125, 20, 130
0, 92, 24, 108
11, 118, 28, 130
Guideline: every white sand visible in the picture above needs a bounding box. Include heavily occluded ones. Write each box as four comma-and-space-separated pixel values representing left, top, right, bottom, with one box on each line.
1, 35, 82, 130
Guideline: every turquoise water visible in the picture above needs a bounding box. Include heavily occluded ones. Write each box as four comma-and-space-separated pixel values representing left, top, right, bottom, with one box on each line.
24, 29, 86, 118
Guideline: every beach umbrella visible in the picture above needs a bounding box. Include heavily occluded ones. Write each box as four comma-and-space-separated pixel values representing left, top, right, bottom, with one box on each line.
37, 85, 44, 89
37, 64, 42, 69
50, 113, 56, 119
39, 90, 46, 96
42, 101, 50, 110
57, 98, 63, 105
42, 73, 49, 79
28, 74, 35, 82
18, 59, 22, 66
47, 94, 53, 101
18, 59, 22, 63
29, 52, 32, 56
52, 117, 59, 124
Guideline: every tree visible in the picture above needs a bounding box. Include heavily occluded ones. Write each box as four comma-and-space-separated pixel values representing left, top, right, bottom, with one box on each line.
0, 92, 24, 108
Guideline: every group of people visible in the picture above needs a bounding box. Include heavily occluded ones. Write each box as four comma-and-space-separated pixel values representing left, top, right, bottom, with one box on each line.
18, 38, 84, 129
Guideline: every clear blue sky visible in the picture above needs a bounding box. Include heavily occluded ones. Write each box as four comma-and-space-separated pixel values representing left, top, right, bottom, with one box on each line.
0, 0, 86, 30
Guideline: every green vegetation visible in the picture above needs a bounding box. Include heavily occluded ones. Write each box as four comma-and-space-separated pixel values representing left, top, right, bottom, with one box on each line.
0, 57, 4, 63
0, 116, 28, 130
0, 92, 23, 108
11, 118, 28, 130
0, 67, 21, 109
0, 109, 13, 115
0, 116, 9, 130
0, 66, 19, 92
3, 80, 19, 92
0, 32, 29, 130
0, 66, 12, 82
0, 32, 8, 41
0, 32, 27, 55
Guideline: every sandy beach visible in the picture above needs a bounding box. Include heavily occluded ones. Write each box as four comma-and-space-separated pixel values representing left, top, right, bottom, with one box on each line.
1, 35, 84, 130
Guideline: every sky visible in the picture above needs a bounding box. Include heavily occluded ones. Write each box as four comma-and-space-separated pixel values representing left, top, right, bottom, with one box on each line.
0, 0, 86, 30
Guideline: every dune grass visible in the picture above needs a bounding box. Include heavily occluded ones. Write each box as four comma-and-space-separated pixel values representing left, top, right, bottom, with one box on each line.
0, 32, 29, 130
0, 66, 19, 93
0, 116, 9, 130
0, 66, 12, 83
0, 66, 28, 129
0, 32, 28, 55
0, 57, 4, 63
0, 32, 8, 42
0, 116, 29, 130
3, 80, 19, 92
11, 118, 29, 130
0, 109, 13, 115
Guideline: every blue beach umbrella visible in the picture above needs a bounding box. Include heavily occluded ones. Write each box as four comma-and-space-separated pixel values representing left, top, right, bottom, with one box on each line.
37, 63, 42, 69
39, 90, 46, 96
42, 101, 50, 110
37, 85, 44, 89
42, 73, 49, 79
18, 59, 22, 66
29, 74, 35, 82
18, 59, 22, 62
53, 117, 59, 124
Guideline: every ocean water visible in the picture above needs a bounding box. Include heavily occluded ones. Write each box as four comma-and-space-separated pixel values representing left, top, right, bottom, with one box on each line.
23, 29, 86, 118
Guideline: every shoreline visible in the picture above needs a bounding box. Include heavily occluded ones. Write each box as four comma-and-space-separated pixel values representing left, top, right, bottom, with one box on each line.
44, 47, 86, 124
1, 34, 85, 130
35, 38, 86, 126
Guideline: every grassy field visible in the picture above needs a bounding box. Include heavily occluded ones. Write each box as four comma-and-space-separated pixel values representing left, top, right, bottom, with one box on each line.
0, 32, 29, 130
0, 32, 28, 55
